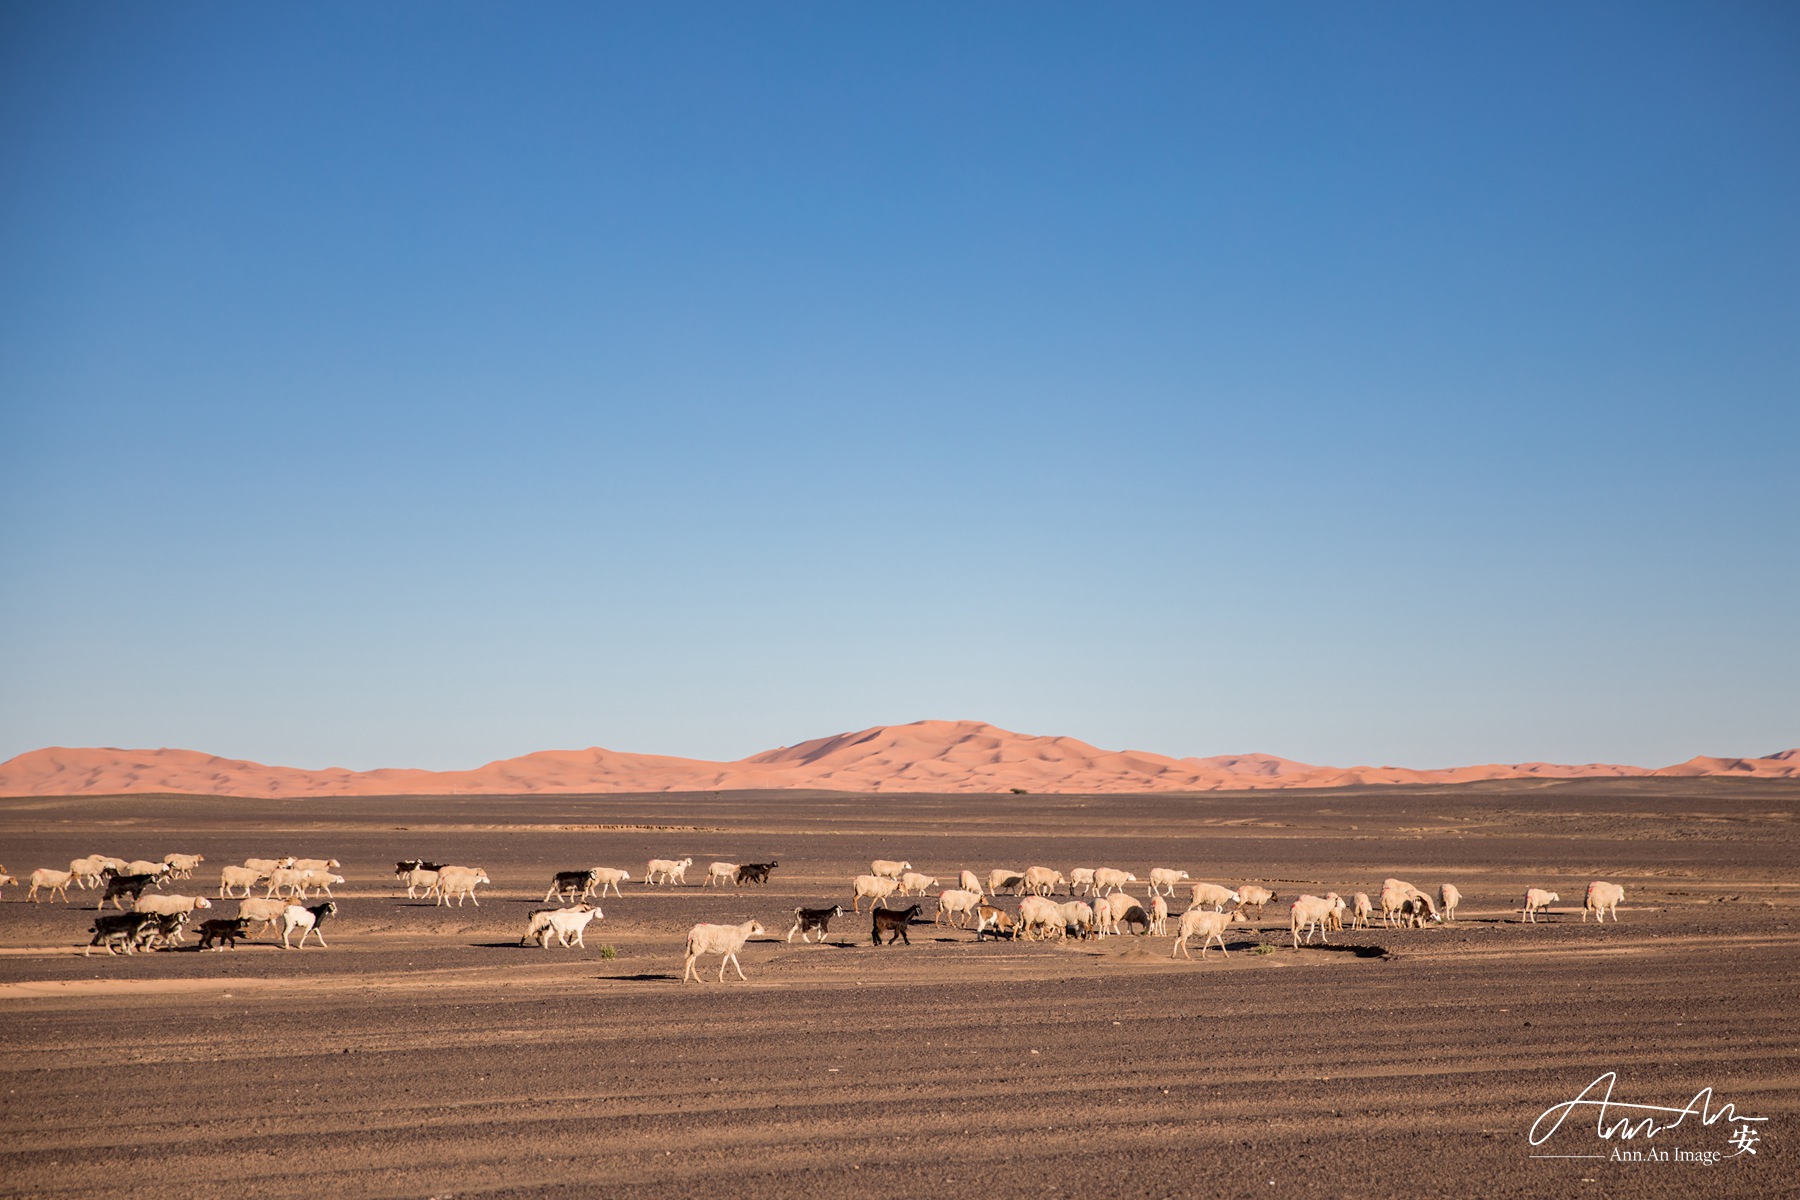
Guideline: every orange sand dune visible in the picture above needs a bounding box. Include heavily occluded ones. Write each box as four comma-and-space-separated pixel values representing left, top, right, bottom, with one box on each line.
1, 720, 1794, 798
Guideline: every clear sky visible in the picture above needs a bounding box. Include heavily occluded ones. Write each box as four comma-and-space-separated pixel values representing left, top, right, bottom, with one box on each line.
2, 3, 1795, 772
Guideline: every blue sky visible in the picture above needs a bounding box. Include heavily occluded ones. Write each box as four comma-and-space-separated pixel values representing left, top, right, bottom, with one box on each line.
2, 3, 1795, 771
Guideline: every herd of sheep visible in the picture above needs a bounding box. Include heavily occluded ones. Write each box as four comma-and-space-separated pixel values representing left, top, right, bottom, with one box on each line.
0, 850, 1630, 976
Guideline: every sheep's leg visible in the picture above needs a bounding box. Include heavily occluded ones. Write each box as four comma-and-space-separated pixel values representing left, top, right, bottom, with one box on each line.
683, 954, 698, 983
727, 951, 746, 981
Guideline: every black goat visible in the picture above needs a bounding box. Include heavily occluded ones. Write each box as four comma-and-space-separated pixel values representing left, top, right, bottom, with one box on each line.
735, 862, 778, 886
97, 870, 160, 911
871, 903, 921, 946
545, 869, 597, 902
195, 917, 253, 951
85, 912, 159, 956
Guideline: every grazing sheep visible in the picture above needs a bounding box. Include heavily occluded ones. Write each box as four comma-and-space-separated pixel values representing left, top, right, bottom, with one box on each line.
1439, 883, 1463, 921
1519, 888, 1562, 928
646, 857, 693, 885
161, 853, 204, 879
898, 871, 939, 897
1187, 883, 1241, 912
1148, 894, 1170, 936
195, 917, 253, 951
705, 862, 739, 887
869, 859, 913, 881
682, 919, 766, 983
974, 903, 1017, 940
1174, 908, 1243, 959
528, 905, 605, 948
958, 869, 984, 896
1290, 894, 1340, 947
237, 897, 290, 934
28, 869, 75, 903
434, 866, 490, 907
1109, 896, 1152, 935
1350, 892, 1374, 929
403, 868, 440, 899
1148, 868, 1190, 897
935, 889, 983, 928
872, 904, 921, 945
851, 874, 900, 912
787, 905, 845, 943
1057, 901, 1096, 939
1023, 866, 1066, 897
1068, 867, 1097, 897
1092, 868, 1136, 896
1234, 885, 1278, 917
1584, 882, 1624, 923
546, 869, 599, 903
735, 862, 778, 886
591, 867, 631, 897
280, 901, 338, 948
1380, 878, 1440, 927
97, 871, 160, 911
218, 865, 264, 898
988, 868, 1025, 894
1017, 895, 1068, 941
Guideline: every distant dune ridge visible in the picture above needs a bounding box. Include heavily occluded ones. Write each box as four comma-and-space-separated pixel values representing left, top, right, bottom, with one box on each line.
1, 721, 1794, 798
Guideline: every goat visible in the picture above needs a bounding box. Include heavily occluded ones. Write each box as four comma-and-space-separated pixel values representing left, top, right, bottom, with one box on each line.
736, 862, 778, 886
872, 903, 922, 946
787, 905, 845, 943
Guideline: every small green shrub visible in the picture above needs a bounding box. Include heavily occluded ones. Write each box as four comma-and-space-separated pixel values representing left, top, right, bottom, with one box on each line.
1251, 944, 1275, 956
597, 945, 618, 960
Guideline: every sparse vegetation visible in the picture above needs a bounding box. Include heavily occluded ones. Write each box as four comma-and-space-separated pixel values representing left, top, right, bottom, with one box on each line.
1251, 944, 1274, 956
597, 944, 617, 959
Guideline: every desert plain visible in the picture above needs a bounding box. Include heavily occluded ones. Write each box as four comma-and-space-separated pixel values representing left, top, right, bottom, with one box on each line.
1, 778, 1795, 1199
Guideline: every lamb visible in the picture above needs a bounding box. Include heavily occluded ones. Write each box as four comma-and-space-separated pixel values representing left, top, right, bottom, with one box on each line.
546, 869, 599, 903
1350, 892, 1374, 929
1584, 882, 1624, 924
1187, 882, 1241, 912
591, 867, 632, 897
1068, 867, 1097, 896
974, 903, 1017, 940
1290, 894, 1341, 947
133, 894, 212, 943
872, 904, 921, 946
97, 871, 160, 911
28, 868, 75, 903
1234, 885, 1278, 917
195, 917, 254, 951
1023, 866, 1066, 897
646, 857, 693, 885
161, 853, 204, 879
851, 874, 900, 912
787, 905, 845, 943
403, 868, 440, 899
1148, 868, 1190, 897
1439, 883, 1463, 921
1147, 894, 1170, 936
1521, 888, 1560, 923
897, 871, 939, 896
869, 859, 912, 881
85, 912, 159, 956
434, 866, 490, 906
1173, 908, 1243, 959
958, 869, 984, 895
1380, 878, 1440, 927
218, 866, 264, 898
935, 888, 983, 928
705, 862, 739, 887
735, 862, 777, 886
1017, 895, 1068, 941
237, 897, 291, 934
1092, 868, 1136, 896
280, 901, 337, 948
682, 919, 766, 983
528, 905, 605, 948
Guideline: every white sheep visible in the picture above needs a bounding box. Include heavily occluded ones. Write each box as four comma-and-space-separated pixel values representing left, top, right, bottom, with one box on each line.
1174, 908, 1243, 958
529, 905, 605, 948
1023, 866, 1065, 896
1148, 868, 1190, 897
705, 862, 739, 887
1521, 887, 1560, 922
591, 867, 631, 898
1148, 894, 1170, 935
434, 866, 490, 906
646, 857, 693, 885
1057, 901, 1096, 938
403, 867, 439, 899
1439, 883, 1463, 921
264, 867, 316, 899
161, 853, 204, 879
1093, 894, 1117, 936
244, 856, 295, 875
1068, 867, 1097, 896
123, 859, 171, 880
1092, 867, 1136, 895
28, 868, 75, 903
958, 869, 984, 896
237, 897, 290, 933
1290, 894, 1341, 947
290, 857, 340, 873
1584, 881, 1624, 923
69, 856, 108, 889
682, 919, 766, 983
988, 868, 1025, 894
869, 859, 912, 881
1234, 885, 1278, 917
218, 865, 264, 898
898, 871, 939, 896
133, 894, 212, 942
1350, 892, 1374, 929
1380, 878, 1440, 927
935, 889, 983, 928
851, 874, 900, 912
300, 870, 345, 898
1187, 882, 1241, 912
1017, 895, 1068, 940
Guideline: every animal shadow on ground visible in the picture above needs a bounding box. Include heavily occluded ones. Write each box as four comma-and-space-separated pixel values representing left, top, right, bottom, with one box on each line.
608, 972, 679, 982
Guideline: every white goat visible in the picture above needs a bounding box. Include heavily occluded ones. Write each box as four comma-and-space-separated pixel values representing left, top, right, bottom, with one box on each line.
279, 901, 337, 949
682, 919, 766, 983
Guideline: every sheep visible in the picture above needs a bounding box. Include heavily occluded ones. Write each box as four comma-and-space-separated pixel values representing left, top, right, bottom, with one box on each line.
244, 857, 295, 875
851, 874, 900, 912
0, 871, 13, 894
281, 901, 337, 948
69, 856, 108, 889
705, 862, 739, 887
682, 919, 766, 983
988, 868, 1025, 895
299, 871, 345, 898
935, 888, 983, 928
403, 868, 440, 899
161, 853, 204, 879
528, 905, 604, 949
1521, 888, 1560, 923
133, 894, 212, 943
1092, 868, 1136, 896
218, 865, 264, 898
434, 867, 490, 906
787, 905, 845, 943
1108, 896, 1152, 935
872, 904, 922, 945
1092, 894, 1116, 935
898, 871, 939, 897
123, 859, 172, 882
1290, 894, 1341, 947
958, 869, 984, 896
547, 869, 599, 903
1068, 867, 1097, 897
869, 859, 912, 881
1380, 878, 1440, 927
1148, 868, 1190, 897
1017, 895, 1068, 941
395, 859, 446, 879
1187, 882, 1241, 912
1234, 885, 1278, 917
291, 858, 340, 873
646, 857, 693, 885
1147, 894, 1170, 936
591, 867, 632, 897
195, 917, 253, 951
237, 897, 291, 933
1023, 866, 1066, 897
1350, 892, 1374, 929
735, 862, 777, 886
97, 871, 160, 911
1584, 881, 1625, 923
28, 868, 75, 903
265, 867, 317, 899
1439, 883, 1463, 921
1057, 901, 1096, 939
86, 912, 160, 956
1174, 908, 1243, 958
